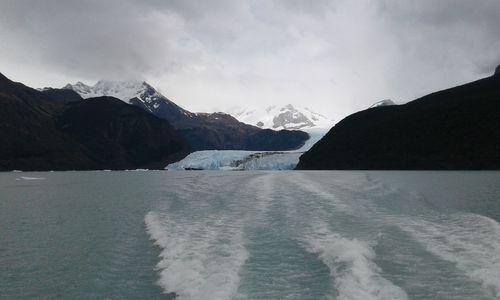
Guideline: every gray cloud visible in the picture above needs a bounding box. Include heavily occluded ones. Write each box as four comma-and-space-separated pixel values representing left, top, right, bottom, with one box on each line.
0, 0, 196, 80
0, 0, 498, 120
378, 0, 500, 72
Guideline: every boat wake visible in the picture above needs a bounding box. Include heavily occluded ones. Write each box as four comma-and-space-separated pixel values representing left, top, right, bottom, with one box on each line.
144, 171, 500, 299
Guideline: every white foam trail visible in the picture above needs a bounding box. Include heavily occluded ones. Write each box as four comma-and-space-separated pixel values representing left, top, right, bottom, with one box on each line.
290, 173, 354, 214
145, 211, 248, 300
304, 222, 408, 300
247, 173, 275, 219
16, 176, 45, 180
400, 213, 500, 297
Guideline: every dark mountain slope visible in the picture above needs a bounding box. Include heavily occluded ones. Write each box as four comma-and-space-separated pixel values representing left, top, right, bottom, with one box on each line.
0, 76, 75, 171
296, 73, 500, 170
41, 88, 83, 103
179, 112, 309, 150
64, 81, 309, 151
0, 73, 188, 171
57, 97, 189, 169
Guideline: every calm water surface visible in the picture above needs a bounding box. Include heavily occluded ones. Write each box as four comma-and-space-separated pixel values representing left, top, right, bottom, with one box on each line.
1, 171, 500, 299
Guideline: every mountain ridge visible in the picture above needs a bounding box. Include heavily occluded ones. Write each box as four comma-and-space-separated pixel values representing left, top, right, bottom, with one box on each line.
296, 74, 500, 170
0, 73, 189, 171
64, 80, 309, 151
226, 104, 334, 130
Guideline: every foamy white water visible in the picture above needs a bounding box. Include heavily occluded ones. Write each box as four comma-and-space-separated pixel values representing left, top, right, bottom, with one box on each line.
304, 221, 409, 300
400, 213, 500, 297
140, 172, 500, 299
16, 176, 45, 180
145, 211, 248, 300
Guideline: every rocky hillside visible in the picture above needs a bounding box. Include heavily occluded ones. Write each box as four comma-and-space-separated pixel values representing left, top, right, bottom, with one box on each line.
0, 73, 189, 171
296, 71, 500, 170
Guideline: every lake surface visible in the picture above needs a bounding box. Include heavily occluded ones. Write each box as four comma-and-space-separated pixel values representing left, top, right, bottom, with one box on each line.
1, 171, 500, 299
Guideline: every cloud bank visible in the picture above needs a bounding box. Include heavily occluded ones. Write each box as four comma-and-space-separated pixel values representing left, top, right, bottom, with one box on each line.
0, 0, 498, 120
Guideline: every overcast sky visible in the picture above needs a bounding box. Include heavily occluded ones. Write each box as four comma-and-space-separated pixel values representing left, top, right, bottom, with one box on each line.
1, 0, 499, 120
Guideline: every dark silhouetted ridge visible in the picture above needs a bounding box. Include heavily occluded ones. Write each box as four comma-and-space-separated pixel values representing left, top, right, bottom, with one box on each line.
0, 73, 189, 171
41, 88, 83, 103
296, 74, 500, 170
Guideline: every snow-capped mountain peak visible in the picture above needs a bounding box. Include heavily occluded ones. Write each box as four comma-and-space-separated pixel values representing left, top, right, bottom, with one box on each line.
64, 80, 332, 131
227, 104, 334, 130
64, 79, 196, 120
64, 80, 159, 103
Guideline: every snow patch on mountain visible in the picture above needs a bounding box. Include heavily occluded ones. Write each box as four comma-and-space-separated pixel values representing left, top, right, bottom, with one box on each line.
64, 80, 195, 118
369, 99, 396, 108
226, 104, 334, 130
64, 80, 153, 101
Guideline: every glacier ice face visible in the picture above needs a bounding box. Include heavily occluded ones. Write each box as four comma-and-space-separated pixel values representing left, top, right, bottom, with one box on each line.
237, 152, 303, 170
167, 151, 256, 170
166, 128, 329, 171
166, 150, 302, 171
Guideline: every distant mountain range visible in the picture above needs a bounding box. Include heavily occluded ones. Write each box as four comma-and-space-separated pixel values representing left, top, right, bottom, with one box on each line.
8, 64, 497, 171
226, 104, 334, 130
0, 73, 311, 171
64, 81, 309, 151
297, 68, 500, 170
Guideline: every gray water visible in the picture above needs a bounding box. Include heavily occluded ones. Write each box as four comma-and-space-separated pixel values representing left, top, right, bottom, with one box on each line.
1, 171, 500, 299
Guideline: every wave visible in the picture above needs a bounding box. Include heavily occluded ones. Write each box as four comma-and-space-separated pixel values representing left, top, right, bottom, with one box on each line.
145, 211, 248, 300
16, 176, 45, 180
288, 173, 355, 214
304, 221, 409, 300
399, 213, 500, 297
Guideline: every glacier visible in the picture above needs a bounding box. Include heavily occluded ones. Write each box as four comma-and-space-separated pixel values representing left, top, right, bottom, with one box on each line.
167, 151, 303, 171
166, 128, 328, 171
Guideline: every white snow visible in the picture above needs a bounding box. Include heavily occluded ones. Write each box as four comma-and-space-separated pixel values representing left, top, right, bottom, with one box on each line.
65, 80, 160, 104
225, 104, 334, 130
294, 128, 329, 152
64, 79, 197, 119
369, 99, 396, 108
